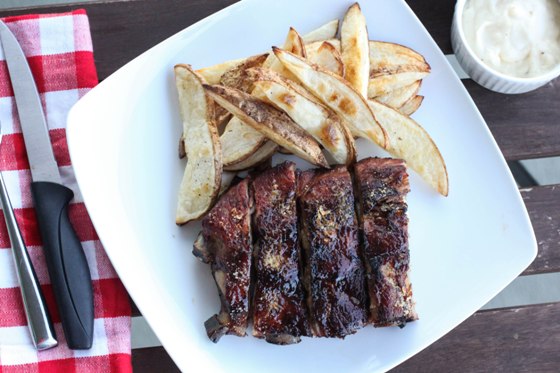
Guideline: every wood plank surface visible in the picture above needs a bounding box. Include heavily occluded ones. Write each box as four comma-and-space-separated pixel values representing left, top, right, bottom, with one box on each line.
392, 302, 560, 372
132, 347, 180, 373
0, 0, 559, 160
130, 303, 560, 372
521, 185, 560, 275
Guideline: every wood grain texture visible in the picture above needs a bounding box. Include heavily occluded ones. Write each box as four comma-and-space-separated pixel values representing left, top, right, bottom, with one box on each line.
0, 0, 239, 80
132, 347, 180, 372
130, 303, 560, 372
463, 80, 560, 161
521, 185, 560, 275
392, 303, 560, 372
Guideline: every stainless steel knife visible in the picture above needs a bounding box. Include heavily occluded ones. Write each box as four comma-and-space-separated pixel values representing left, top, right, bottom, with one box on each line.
0, 21, 94, 350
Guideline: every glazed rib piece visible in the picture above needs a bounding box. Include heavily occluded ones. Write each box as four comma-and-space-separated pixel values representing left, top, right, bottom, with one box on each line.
354, 157, 417, 327
251, 162, 311, 344
297, 166, 368, 338
193, 178, 253, 342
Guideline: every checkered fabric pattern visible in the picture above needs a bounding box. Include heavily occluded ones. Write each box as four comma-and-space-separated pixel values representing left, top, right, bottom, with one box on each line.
0, 10, 132, 372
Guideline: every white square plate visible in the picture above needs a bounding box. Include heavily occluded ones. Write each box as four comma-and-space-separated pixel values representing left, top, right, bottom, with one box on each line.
66, 0, 537, 371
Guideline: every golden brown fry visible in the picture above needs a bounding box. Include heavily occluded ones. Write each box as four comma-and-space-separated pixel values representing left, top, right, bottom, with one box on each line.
368, 99, 448, 196
220, 28, 308, 166
174, 64, 222, 224
341, 3, 369, 97
369, 41, 430, 76
307, 41, 345, 76
399, 95, 424, 116
251, 68, 354, 165
368, 71, 429, 97
269, 27, 307, 79
224, 141, 279, 171
221, 116, 268, 166
274, 47, 387, 149
196, 57, 249, 84
205, 84, 329, 168
375, 80, 421, 109
215, 53, 269, 127
302, 19, 339, 43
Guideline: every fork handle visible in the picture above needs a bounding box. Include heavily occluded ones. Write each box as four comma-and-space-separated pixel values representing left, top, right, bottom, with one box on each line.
0, 172, 57, 350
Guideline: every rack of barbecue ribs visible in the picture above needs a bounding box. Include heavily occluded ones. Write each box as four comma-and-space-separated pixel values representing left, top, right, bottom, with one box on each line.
193, 178, 253, 342
354, 158, 418, 327
192, 158, 417, 344
297, 166, 368, 338
251, 162, 311, 345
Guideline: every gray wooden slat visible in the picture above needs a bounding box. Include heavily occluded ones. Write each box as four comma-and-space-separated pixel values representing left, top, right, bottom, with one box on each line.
132, 347, 180, 373
521, 185, 560, 275
130, 303, 560, 372
391, 302, 560, 372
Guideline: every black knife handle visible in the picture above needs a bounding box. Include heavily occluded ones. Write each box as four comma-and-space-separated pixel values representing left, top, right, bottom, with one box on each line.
31, 181, 94, 349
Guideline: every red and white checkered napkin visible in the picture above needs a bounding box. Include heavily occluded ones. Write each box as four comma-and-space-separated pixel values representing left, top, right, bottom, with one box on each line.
0, 10, 131, 372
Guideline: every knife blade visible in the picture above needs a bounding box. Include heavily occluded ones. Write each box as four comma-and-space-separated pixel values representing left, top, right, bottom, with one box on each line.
0, 21, 94, 350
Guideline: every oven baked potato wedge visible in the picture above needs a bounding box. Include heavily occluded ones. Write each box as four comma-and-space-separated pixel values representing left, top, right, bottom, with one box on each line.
306, 38, 341, 51
368, 40, 430, 97
224, 141, 279, 171
221, 116, 269, 166
250, 68, 355, 165
307, 41, 345, 76
375, 80, 421, 109
341, 2, 369, 97
368, 70, 429, 97
274, 47, 387, 149
399, 95, 424, 116
367, 99, 448, 196
302, 19, 339, 43
174, 64, 222, 225
369, 41, 430, 75
196, 57, 249, 84
204, 84, 329, 168
215, 53, 269, 128
220, 28, 308, 167
269, 27, 307, 79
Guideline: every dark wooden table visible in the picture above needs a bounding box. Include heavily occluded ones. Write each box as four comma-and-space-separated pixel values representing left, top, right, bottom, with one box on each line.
3, 0, 559, 371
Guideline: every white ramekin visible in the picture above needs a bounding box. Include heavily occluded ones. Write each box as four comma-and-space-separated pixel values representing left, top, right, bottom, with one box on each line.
451, 0, 560, 94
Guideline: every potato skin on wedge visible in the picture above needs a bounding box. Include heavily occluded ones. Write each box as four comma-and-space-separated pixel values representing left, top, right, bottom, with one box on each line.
220, 28, 308, 168
302, 19, 339, 43
368, 41, 430, 76
307, 41, 345, 77
375, 80, 421, 109
224, 141, 279, 172
204, 84, 329, 168
274, 48, 387, 149
196, 57, 248, 84
399, 95, 424, 116
250, 68, 355, 165
221, 116, 268, 166
174, 64, 222, 225
367, 99, 448, 196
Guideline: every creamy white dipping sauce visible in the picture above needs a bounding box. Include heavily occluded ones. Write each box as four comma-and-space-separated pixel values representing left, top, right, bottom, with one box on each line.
462, 0, 560, 78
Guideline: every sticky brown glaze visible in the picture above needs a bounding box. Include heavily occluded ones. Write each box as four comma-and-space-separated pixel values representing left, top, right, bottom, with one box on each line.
193, 178, 253, 342
251, 162, 311, 344
297, 166, 368, 338
354, 157, 418, 328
